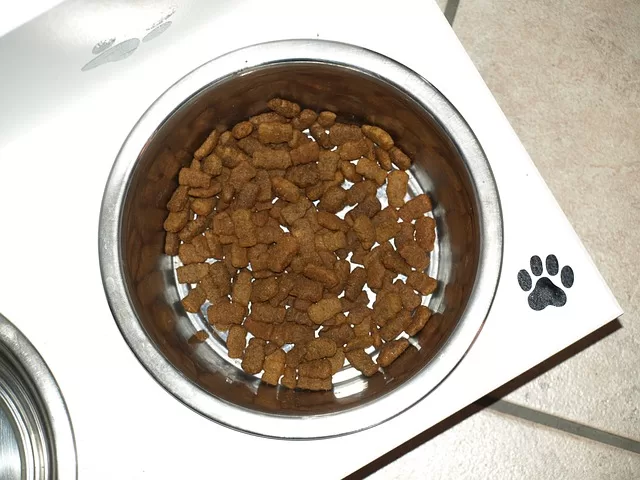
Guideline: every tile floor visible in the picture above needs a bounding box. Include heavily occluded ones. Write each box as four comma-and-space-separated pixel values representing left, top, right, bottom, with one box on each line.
362, 0, 640, 477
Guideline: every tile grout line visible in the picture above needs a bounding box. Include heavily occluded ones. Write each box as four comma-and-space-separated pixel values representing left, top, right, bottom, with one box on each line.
481, 398, 640, 455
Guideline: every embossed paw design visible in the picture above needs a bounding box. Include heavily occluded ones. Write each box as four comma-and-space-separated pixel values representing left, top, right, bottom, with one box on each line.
518, 255, 574, 311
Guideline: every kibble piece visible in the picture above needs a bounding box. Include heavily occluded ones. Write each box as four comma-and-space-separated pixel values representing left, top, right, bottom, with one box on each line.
290, 276, 323, 302
309, 123, 332, 149
361, 125, 394, 151
227, 325, 247, 358
290, 141, 320, 165
406, 305, 433, 336
209, 262, 232, 294
167, 185, 190, 212
250, 111, 288, 125
258, 122, 294, 144
179, 167, 211, 188
352, 309, 372, 334
319, 323, 355, 346
377, 339, 410, 367
353, 215, 376, 249
347, 195, 382, 222
232, 270, 252, 306
250, 277, 278, 303
375, 146, 393, 170
407, 271, 438, 295
243, 317, 274, 340
303, 263, 338, 287
328, 348, 345, 374
238, 136, 266, 155
191, 197, 215, 216
202, 153, 223, 176
345, 349, 378, 377
281, 365, 297, 389
329, 123, 363, 145
194, 129, 220, 159
398, 194, 432, 221
317, 111, 337, 128
371, 323, 382, 348
308, 297, 343, 325
398, 242, 430, 270
338, 139, 369, 161
365, 259, 387, 291
231, 209, 257, 248
262, 349, 286, 385
396, 282, 422, 311
387, 170, 409, 208
229, 161, 257, 189
285, 163, 320, 188
189, 179, 222, 198
315, 230, 347, 252
373, 293, 403, 327
317, 150, 340, 180
188, 330, 209, 344
394, 222, 415, 249
304, 337, 338, 361
241, 338, 266, 374
163, 209, 189, 233
232, 121, 253, 139
296, 376, 332, 391
230, 243, 249, 268
389, 146, 412, 170
271, 177, 301, 203
285, 344, 308, 367
415, 216, 436, 251
318, 185, 347, 213
252, 303, 286, 324
267, 98, 301, 118
292, 109, 317, 130
181, 286, 207, 313
207, 300, 245, 326
380, 309, 411, 341
344, 336, 374, 352
252, 149, 292, 169
355, 157, 386, 186
299, 359, 332, 379
280, 322, 315, 344
268, 235, 299, 272
164, 232, 179, 256
344, 267, 367, 301
178, 243, 207, 265
381, 250, 412, 276
340, 161, 363, 183
177, 263, 210, 284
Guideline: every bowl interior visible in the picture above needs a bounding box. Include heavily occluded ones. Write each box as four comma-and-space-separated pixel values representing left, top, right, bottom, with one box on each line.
119, 61, 480, 419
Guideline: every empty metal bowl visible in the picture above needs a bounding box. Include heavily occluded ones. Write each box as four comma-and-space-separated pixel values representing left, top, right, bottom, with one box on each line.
99, 39, 502, 438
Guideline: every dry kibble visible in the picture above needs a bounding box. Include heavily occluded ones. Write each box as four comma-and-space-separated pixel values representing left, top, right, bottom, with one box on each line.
227, 325, 247, 358
362, 125, 394, 151
387, 170, 409, 208
163, 99, 442, 390
241, 338, 265, 374
377, 339, 410, 367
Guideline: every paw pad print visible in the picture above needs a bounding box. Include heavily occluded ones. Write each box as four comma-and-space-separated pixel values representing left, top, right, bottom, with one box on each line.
518, 255, 574, 311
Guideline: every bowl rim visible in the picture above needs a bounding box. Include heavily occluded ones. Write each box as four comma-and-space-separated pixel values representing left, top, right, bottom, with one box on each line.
98, 39, 503, 439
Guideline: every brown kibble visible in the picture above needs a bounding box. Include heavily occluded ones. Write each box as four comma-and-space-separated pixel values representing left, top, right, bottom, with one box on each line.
361, 125, 394, 151
290, 141, 319, 165
394, 222, 415, 249
250, 112, 288, 125
280, 322, 315, 344
303, 263, 338, 287
191, 197, 216, 216
398, 194, 432, 221
262, 349, 286, 385
271, 176, 301, 203
194, 129, 221, 159
179, 167, 211, 188
344, 336, 374, 352
202, 153, 223, 176
189, 179, 222, 198
252, 303, 286, 324
167, 185, 189, 212
296, 376, 332, 391
177, 263, 210, 284
355, 157, 386, 186
281, 365, 297, 389
399, 242, 430, 270
264, 342, 278, 357
309, 123, 332, 149
396, 281, 422, 311
373, 293, 403, 326
329, 123, 363, 145
382, 249, 412, 276
290, 276, 324, 302
237, 136, 266, 155
365, 259, 387, 291
340, 161, 363, 183
319, 323, 355, 346
389, 146, 412, 170
375, 146, 393, 170
407, 271, 438, 295
232, 270, 252, 306
181, 286, 207, 313
232, 121, 253, 139
380, 309, 411, 341
292, 109, 317, 130
285, 344, 308, 367
308, 297, 343, 325
231, 209, 257, 247
371, 324, 382, 348
315, 230, 347, 252
178, 242, 207, 264
251, 277, 279, 303
207, 300, 245, 326
267, 98, 301, 118
316, 211, 348, 232
241, 338, 266, 375
230, 243, 249, 268
268, 235, 299, 272
318, 185, 347, 213
188, 330, 209, 344
244, 317, 274, 340
317, 150, 340, 180
347, 195, 381, 222
163, 209, 189, 233
164, 232, 179, 256
415, 216, 436, 252
406, 305, 433, 336
328, 348, 345, 374
317, 111, 337, 128
178, 216, 208, 242
209, 262, 232, 294
374, 220, 401, 245
299, 359, 332, 379
344, 267, 367, 301
338, 139, 369, 161
227, 325, 247, 358
229, 161, 257, 189
353, 215, 376, 249
345, 349, 378, 377
304, 337, 338, 361
258, 122, 294, 144
352, 311, 372, 336
387, 170, 409, 208
346, 180, 377, 206
377, 338, 410, 367
252, 149, 292, 169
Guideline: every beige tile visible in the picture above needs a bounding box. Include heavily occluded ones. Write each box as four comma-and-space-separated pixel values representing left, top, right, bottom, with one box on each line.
450, 0, 640, 439
369, 409, 640, 479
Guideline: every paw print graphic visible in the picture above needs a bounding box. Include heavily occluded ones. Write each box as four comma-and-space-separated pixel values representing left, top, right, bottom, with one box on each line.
518, 254, 574, 311
81, 8, 175, 72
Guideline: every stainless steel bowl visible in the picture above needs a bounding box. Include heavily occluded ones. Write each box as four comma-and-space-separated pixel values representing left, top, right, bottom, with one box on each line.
99, 40, 503, 438
0, 313, 77, 479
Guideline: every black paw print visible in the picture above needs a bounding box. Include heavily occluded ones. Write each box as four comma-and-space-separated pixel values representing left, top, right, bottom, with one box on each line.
518, 255, 574, 311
